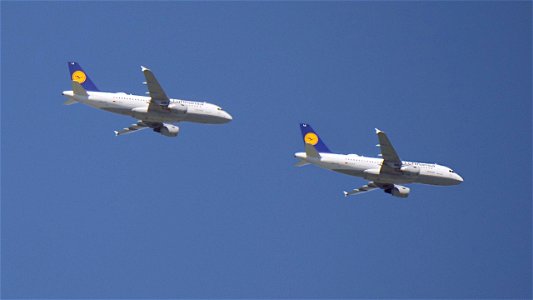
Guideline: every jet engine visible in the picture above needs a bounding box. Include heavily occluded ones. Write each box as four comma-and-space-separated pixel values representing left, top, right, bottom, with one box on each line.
384, 185, 410, 198
400, 165, 420, 176
154, 123, 180, 137
168, 103, 187, 114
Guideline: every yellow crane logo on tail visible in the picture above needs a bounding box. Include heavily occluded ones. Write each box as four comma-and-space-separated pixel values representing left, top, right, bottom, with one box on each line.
72, 70, 87, 84
304, 132, 319, 145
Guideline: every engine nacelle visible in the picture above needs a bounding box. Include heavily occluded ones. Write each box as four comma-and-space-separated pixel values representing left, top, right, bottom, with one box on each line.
384, 185, 410, 198
400, 165, 420, 176
168, 103, 187, 114
154, 123, 180, 137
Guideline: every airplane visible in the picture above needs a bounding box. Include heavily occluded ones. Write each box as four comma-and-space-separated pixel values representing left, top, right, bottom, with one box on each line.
294, 123, 463, 198
62, 62, 232, 137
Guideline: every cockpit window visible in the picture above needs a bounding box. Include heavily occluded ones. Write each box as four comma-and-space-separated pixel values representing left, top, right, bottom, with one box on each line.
217, 107, 222, 110
449, 169, 454, 173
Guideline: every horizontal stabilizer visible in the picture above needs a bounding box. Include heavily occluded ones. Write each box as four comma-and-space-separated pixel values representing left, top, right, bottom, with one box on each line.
305, 143, 321, 158
294, 159, 310, 167
63, 98, 77, 105
72, 81, 88, 96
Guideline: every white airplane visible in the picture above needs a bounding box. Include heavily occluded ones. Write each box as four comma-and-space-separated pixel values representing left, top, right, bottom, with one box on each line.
294, 123, 463, 198
62, 62, 232, 137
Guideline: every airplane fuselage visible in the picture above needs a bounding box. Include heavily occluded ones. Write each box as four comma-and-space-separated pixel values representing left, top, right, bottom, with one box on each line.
294, 152, 463, 186
62, 90, 233, 124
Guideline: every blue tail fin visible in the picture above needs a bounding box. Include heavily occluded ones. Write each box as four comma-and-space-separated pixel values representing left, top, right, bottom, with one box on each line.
68, 62, 99, 91
300, 123, 332, 153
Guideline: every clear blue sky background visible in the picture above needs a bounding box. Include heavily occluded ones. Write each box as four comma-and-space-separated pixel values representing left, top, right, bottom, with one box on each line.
1, 2, 531, 299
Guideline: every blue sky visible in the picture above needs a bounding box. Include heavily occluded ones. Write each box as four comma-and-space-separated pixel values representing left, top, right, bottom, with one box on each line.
1, 2, 531, 298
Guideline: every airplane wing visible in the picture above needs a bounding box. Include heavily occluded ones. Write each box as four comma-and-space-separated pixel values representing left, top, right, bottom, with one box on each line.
343, 182, 380, 196
114, 122, 149, 136
141, 66, 170, 111
114, 121, 162, 136
375, 128, 402, 174
343, 182, 394, 197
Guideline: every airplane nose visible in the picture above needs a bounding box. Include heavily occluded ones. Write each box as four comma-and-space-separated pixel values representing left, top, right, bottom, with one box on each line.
223, 111, 233, 122
455, 174, 464, 183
